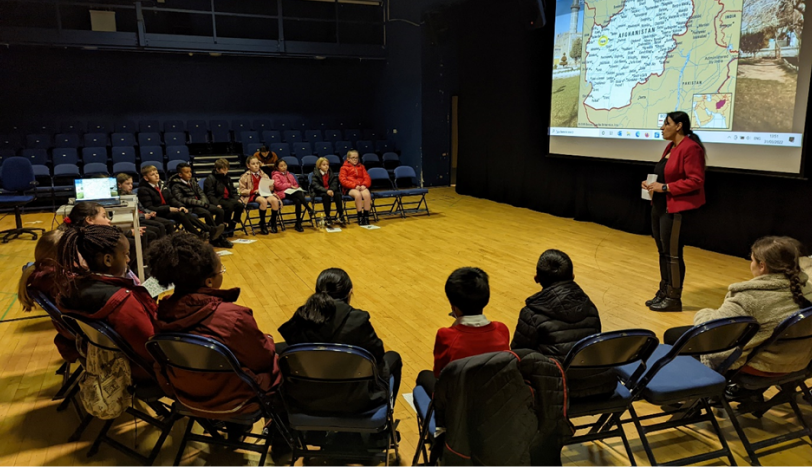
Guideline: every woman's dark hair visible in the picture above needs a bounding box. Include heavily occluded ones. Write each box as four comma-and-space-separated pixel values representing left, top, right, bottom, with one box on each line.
65, 202, 104, 227
147, 232, 218, 293
55, 224, 124, 297
751, 236, 812, 308
445, 267, 490, 315
295, 268, 353, 324
536, 249, 574, 287
667, 111, 706, 154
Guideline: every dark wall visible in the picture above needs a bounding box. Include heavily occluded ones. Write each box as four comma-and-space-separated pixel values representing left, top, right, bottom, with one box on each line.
0, 47, 385, 126
452, 0, 812, 258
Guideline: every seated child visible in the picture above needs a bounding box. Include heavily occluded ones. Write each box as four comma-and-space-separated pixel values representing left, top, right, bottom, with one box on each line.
137, 165, 211, 241
117, 173, 175, 236
169, 162, 230, 247
433, 267, 510, 378
54, 224, 157, 382
203, 158, 244, 237
18, 229, 79, 363
510, 249, 617, 398
147, 232, 282, 415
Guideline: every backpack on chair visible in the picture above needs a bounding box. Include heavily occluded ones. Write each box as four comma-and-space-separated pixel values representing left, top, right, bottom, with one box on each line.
78, 337, 133, 420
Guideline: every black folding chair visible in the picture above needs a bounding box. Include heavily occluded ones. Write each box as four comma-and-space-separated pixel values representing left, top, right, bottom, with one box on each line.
616, 316, 760, 466
62, 314, 175, 465
720, 307, 812, 466
146, 333, 292, 466
562, 329, 660, 466
278, 343, 399, 466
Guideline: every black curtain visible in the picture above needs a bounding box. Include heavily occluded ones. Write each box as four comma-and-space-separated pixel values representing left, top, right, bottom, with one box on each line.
453, 0, 812, 258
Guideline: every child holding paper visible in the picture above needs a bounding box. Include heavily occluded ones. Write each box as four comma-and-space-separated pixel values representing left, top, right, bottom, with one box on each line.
239, 155, 280, 235
272, 159, 311, 232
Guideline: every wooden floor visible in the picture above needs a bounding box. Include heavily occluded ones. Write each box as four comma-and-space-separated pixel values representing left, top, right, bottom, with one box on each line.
0, 186, 810, 466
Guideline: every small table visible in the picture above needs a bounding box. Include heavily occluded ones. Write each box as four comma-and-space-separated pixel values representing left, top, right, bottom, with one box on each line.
56, 196, 144, 282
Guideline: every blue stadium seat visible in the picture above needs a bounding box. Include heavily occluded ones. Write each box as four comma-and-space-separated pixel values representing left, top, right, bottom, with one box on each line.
275, 119, 293, 132
83, 132, 109, 147
113, 162, 138, 178
81, 147, 108, 165
32, 164, 53, 193
21, 148, 49, 166
293, 142, 314, 159
138, 132, 162, 146
326, 154, 341, 172
343, 129, 361, 143
333, 141, 353, 157
139, 120, 160, 133
323, 129, 342, 142
166, 159, 184, 176
376, 140, 394, 153
262, 130, 281, 145
139, 146, 165, 174
27, 134, 52, 149
363, 129, 380, 140
240, 131, 260, 146
301, 156, 318, 175
313, 141, 334, 157
253, 119, 272, 132
82, 162, 109, 177
163, 120, 185, 132
60, 121, 85, 134
187, 119, 207, 132
187, 128, 210, 144
269, 143, 290, 159
232, 119, 251, 139
355, 140, 374, 154
0, 134, 22, 150
361, 153, 382, 169
31, 122, 58, 134
163, 132, 186, 146
111, 132, 136, 147
53, 133, 80, 148
166, 145, 191, 162
0, 148, 15, 165
245, 143, 264, 158
281, 156, 301, 175
87, 121, 109, 133
53, 148, 79, 166
114, 120, 137, 133
53, 164, 81, 194
382, 152, 400, 172
368, 167, 400, 219
111, 146, 136, 164
209, 120, 231, 143
305, 130, 322, 142
283, 130, 302, 144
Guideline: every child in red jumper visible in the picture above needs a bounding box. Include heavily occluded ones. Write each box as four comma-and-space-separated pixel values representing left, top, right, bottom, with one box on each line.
432, 267, 510, 377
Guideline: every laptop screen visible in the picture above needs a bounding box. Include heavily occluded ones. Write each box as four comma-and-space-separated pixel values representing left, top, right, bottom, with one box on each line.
75, 178, 119, 201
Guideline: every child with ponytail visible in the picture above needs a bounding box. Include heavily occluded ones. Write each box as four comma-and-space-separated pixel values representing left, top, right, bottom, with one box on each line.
54, 224, 158, 381
669, 236, 812, 375
278, 268, 402, 410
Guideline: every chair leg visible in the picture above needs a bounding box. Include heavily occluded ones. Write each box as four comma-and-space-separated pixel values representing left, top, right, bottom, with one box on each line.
173, 418, 195, 466
58, 382, 81, 412
701, 398, 737, 466
721, 395, 760, 466
88, 419, 115, 457
787, 385, 812, 445
146, 413, 177, 465
628, 404, 658, 466
69, 414, 94, 442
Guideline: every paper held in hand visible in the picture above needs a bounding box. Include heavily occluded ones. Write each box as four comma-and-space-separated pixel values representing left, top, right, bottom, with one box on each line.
641, 174, 658, 201
258, 178, 274, 197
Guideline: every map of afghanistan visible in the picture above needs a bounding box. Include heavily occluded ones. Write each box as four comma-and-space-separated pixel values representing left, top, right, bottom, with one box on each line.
583, 0, 694, 110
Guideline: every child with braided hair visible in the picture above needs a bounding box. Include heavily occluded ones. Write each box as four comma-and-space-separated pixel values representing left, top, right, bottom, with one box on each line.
665, 236, 812, 376
54, 224, 158, 381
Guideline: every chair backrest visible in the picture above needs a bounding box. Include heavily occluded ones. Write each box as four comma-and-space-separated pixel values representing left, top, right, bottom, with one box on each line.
139, 146, 164, 163
361, 153, 381, 168
356, 140, 373, 154
305, 130, 322, 142
375, 140, 394, 153
563, 330, 659, 379
83, 132, 108, 147
113, 162, 138, 176
166, 145, 190, 162
138, 132, 162, 146
163, 120, 185, 132
241, 131, 260, 145
283, 130, 302, 144
301, 156, 318, 174
61, 121, 85, 134
270, 143, 290, 159
111, 133, 136, 147
262, 130, 281, 145
334, 141, 353, 156
281, 156, 301, 173
54, 163, 81, 179
27, 288, 75, 336
326, 154, 341, 171
1, 157, 35, 191
231, 119, 251, 134
139, 120, 160, 133
83, 162, 110, 177
367, 167, 393, 189
112, 146, 136, 164
87, 121, 109, 133
54, 133, 80, 148
280, 343, 379, 380
382, 152, 400, 170
146, 333, 272, 413
27, 134, 52, 149
22, 148, 48, 166
363, 129, 379, 140
733, 306, 812, 376
167, 160, 183, 174
64, 314, 154, 377
0, 134, 22, 149
314, 141, 333, 157
187, 128, 209, 144
53, 148, 79, 165
636, 317, 759, 390
343, 129, 361, 142
394, 165, 419, 188
82, 147, 108, 164
164, 132, 186, 146
253, 119, 272, 132
187, 119, 208, 131
115, 120, 137, 133
293, 142, 313, 158
324, 129, 342, 142
209, 120, 229, 132
198, 178, 205, 191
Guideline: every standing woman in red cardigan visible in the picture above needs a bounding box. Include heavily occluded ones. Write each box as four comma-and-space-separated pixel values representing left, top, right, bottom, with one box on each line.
642, 111, 706, 312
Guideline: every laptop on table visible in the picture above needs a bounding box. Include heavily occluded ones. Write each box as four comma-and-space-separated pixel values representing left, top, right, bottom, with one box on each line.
74, 178, 124, 207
